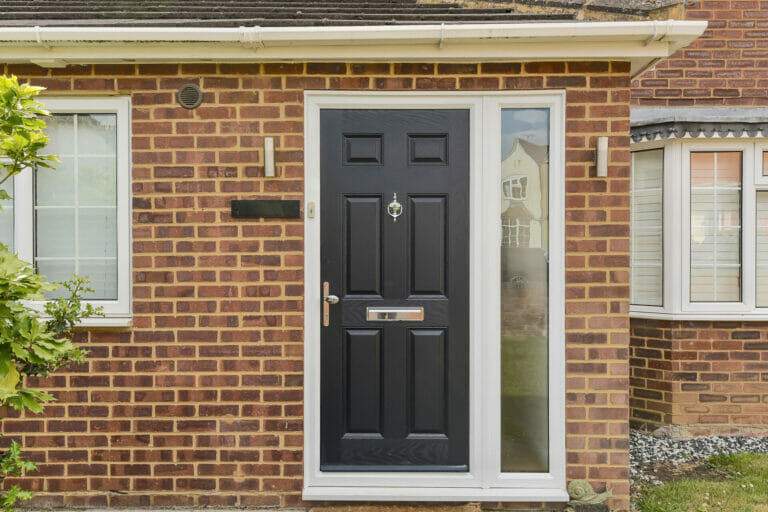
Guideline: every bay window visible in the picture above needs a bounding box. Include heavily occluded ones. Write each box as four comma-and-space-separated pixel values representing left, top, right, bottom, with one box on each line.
2, 97, 131, 324
630, 133, 768, 319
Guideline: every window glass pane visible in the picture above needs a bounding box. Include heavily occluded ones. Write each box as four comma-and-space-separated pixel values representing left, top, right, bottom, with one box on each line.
756, 192, 768, 307
630, 150, 663, 306
44, 115, 75, 156
763, 151, 768, 177
0, 177, 14, 252
690, 152, 742, 302
500, 108, 549, 473
35, 113, 118, 300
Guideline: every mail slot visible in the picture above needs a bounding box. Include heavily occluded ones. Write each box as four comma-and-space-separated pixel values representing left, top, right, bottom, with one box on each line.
366, 307, 424, 322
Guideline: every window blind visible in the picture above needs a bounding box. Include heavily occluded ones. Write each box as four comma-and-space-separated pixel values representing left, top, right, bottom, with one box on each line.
690, 152, 741, 303
630, 150, 664, 306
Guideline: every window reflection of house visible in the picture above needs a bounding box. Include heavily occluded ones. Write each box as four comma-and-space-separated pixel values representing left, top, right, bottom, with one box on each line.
502, 208, 531, 248
501, 138, 548, 249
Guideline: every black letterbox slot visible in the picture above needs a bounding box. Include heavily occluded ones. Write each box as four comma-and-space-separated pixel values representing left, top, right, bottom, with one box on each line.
230, 199, 301, 219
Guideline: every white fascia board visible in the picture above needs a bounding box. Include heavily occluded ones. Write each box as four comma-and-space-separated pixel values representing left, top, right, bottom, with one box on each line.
0, 21, 707, 77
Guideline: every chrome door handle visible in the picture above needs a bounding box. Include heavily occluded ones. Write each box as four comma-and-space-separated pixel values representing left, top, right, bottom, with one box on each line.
324, 295, 340, 304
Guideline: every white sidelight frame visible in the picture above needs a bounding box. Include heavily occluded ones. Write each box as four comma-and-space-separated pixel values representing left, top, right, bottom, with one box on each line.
303, 91, 566, 502
12, 96, 132, 326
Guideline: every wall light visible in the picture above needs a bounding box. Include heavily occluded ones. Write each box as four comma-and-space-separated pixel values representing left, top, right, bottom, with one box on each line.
595, 136, 608, 178
264, 136, 275, 177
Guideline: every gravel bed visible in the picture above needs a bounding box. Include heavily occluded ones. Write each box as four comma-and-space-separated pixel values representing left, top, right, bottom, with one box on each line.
631, 429, 768, 486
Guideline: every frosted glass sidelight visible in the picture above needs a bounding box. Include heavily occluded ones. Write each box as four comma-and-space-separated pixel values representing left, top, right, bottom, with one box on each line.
500, 108, 549, 473
690, 152, 742, 302
34, 113, 118, 300
630, 150, 664, 306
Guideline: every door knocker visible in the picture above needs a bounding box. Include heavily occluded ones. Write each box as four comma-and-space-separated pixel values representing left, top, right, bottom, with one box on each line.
387, 193, 403, 222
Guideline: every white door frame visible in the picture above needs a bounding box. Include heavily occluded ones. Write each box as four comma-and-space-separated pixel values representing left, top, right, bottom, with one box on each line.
303, 91, 567, 502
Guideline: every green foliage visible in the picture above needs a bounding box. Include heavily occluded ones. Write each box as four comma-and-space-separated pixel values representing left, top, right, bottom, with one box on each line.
0, 442, 34, 511
0, 75, 98, 512
0, 75, 58, 192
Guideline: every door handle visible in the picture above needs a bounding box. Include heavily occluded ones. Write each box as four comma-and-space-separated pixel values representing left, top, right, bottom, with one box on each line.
322, 281, 339, 327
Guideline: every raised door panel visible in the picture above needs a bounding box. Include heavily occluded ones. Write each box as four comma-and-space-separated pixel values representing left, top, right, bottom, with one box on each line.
345, 196, 381, 296
410, 196, 446, 296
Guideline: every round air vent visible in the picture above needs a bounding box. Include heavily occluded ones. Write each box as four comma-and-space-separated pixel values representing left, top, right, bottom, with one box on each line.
177, 84, 203, 109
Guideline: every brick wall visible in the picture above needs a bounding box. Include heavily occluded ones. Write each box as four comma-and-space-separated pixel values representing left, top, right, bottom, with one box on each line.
631, 319, 768, 430
632, 0, 768, 106
0, 61, 632, 511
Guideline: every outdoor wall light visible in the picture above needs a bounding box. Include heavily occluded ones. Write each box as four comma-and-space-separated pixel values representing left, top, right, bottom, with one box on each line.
264, 136, 275, 177
595, 136, 608, 178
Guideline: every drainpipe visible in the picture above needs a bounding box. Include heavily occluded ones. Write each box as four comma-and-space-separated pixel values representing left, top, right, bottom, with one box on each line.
633, 20, 674, 79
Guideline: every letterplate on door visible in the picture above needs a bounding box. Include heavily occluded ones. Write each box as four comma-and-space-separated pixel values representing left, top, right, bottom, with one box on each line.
366, 307, 424, 322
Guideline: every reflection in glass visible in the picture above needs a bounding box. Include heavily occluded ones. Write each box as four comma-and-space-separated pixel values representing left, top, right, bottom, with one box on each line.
690, 152, 741, 302
35, 113, 118, 300
500, 108, 549, 472
630, 150, 663, 306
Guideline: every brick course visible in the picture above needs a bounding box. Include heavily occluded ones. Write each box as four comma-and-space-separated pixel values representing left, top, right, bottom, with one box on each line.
632, 0, 768, 106
630, 319, 768, 429
1, 61, 631, 511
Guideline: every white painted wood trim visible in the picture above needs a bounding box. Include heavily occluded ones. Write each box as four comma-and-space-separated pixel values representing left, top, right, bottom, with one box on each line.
17, 96, 132, 323
303, 90, 566, 501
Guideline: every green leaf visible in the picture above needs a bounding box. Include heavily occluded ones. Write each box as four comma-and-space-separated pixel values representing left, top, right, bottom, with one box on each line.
0, 365, 19, 399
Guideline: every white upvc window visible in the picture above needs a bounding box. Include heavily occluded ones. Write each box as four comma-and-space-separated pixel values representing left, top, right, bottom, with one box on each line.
630, 137, 768, 320
1, 97, 132, 326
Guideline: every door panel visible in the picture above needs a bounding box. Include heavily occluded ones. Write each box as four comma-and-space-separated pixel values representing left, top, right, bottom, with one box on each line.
409, 329, 447, 434
345, 329, 382, 434
410, 196, 447, 296
345, 197, 382, 296
320, 109, 469, 471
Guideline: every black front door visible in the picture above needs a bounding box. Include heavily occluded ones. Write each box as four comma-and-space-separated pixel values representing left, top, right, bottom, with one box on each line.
320, 109, 469, 471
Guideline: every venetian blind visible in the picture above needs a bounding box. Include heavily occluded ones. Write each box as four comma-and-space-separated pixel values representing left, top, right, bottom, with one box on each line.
630, 150, 664, 306
690, 152, 741, 302
756, 191, 768, 307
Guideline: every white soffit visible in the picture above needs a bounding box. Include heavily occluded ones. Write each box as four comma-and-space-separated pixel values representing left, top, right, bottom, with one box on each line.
0, 21, 707, 77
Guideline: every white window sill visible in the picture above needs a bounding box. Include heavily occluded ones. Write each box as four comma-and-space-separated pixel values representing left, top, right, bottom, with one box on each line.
76, 316, 132, 328
302, 486, 569, 502
630, 309, 768, 321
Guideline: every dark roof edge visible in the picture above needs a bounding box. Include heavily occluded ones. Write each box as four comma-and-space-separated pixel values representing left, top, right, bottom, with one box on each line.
631, 108, 768, 142
458, 0, 684, 17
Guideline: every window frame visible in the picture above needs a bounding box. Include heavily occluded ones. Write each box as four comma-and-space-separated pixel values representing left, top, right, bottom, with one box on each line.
629, 137, 768, 320
13, 96, 132, 326
303, 91, 566, 502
